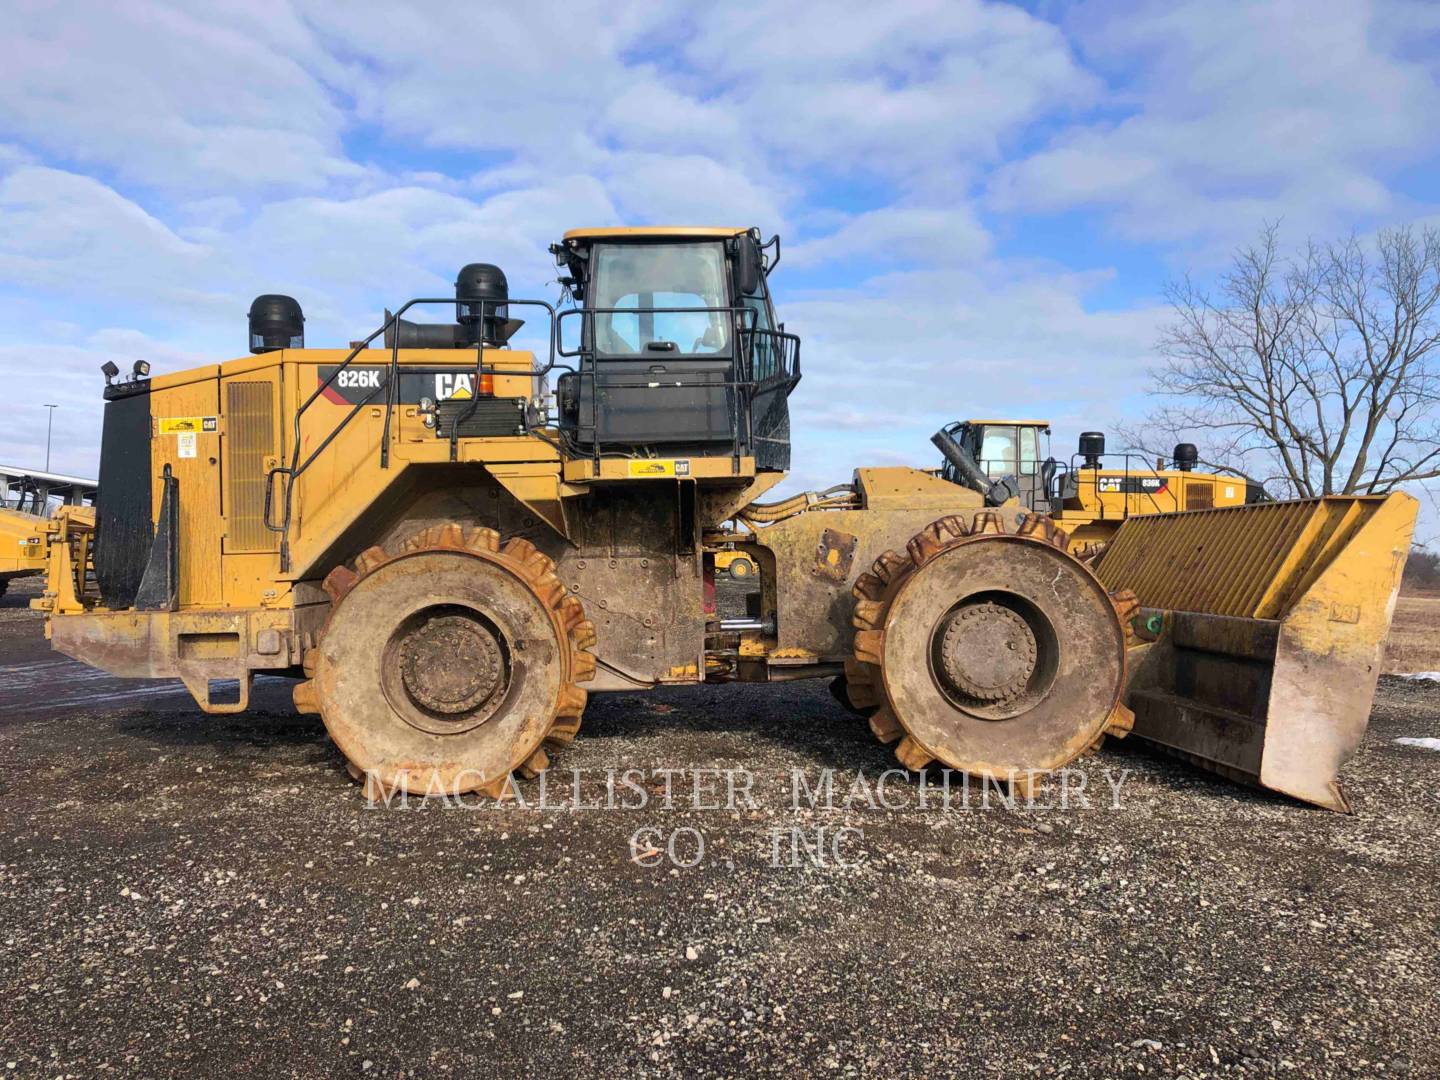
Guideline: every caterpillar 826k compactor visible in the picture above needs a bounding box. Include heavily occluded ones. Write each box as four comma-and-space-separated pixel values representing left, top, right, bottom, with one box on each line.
34, 226, 1417, 812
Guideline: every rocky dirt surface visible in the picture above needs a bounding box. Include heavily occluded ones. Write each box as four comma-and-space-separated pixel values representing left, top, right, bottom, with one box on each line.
2, 574, 1438, 1078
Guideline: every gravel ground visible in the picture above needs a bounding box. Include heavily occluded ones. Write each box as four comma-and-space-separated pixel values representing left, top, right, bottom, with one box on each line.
2, 574, 1438, 1078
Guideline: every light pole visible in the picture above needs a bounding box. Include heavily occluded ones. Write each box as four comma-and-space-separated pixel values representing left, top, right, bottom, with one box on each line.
44, 404, 57, 471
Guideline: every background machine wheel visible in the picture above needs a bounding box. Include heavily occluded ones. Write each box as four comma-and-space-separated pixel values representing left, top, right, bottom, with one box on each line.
847, 512, 1135, 781
293, 523, 596, 797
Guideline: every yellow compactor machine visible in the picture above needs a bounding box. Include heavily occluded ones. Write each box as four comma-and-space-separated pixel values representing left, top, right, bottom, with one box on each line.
930, 419, 1260, 545
35, 227, 1416, 810
2, 466, 96, 598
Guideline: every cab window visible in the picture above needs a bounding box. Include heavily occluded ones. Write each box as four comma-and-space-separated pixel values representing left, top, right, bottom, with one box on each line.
979, 426, 1018, 475
591, 242, 730, 356
1019, 426, 1040, 473
743, 277, 781, 381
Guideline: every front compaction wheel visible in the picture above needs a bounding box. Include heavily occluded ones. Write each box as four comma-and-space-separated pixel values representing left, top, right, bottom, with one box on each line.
294, 523, 596, 798
847, 511, 1135, 780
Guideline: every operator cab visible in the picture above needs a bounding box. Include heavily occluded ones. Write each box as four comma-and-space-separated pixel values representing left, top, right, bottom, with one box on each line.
935, 419, 1052, 508
550, 227, 799, 470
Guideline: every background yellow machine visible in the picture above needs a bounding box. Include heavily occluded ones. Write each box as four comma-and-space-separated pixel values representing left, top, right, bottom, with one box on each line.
932, 419, 1259, 544
714, 549, 755, 581
35, 227, 1415, 810
1, 466, 95, 598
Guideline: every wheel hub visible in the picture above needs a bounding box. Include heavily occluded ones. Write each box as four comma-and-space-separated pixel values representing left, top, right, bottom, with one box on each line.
397, 613, 505, 715
937, 601, 1037, 705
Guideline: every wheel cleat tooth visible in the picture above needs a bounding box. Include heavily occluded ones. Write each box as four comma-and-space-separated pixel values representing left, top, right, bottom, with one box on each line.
851, 598, 885, 631
517, 747, 550, 779
479, 774, 514, 801
533, 571, 566, 608
970, 510, 1004, 535
1006, 771, 1037, 801
352, 545, 390, 576
852, 628, 884, 666
322, 564, 359, 602
545, 716, 582, 748
1104, 701, 1135, 739
464, 526, 501, 552
293, 679, 322, 715
895, 736, 933, 772
871, 549, 910, 585
558, 595, 585, 631
571, 619, 598, 652
852, 571, 887, 602
556, 683, 588, 717
501, 535, 539, 562
868, 705, 902, 744
847, 679, 879, 709
569, 651, 597, 684
1016, 513, 1070, 551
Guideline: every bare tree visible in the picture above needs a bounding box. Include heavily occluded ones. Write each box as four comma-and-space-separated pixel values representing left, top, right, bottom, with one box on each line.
1120, 223, 1440, 498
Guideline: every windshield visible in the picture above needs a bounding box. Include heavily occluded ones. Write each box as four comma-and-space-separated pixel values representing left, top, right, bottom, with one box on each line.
590, 242, 730, 356
979, 426, 1017, 475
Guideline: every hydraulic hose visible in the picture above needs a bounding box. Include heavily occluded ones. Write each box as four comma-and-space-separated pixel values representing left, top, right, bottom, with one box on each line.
738, 484, 858, 524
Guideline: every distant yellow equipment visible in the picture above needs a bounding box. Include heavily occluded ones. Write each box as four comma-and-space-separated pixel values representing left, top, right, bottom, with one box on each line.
1, 467, 95, 598
932, 420, 1258, 543
714, 549, 755, 580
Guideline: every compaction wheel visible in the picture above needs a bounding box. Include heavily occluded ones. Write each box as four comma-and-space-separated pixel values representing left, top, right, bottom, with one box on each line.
847, 511, 1135, 778
294, 523, 596, 798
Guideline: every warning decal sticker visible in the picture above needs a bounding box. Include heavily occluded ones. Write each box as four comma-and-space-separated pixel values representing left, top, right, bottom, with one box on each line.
627, 459, 691, 478
158, 416, 218, 434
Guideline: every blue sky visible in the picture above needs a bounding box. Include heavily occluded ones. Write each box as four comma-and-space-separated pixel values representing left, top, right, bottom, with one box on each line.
2, 0, 1439, 523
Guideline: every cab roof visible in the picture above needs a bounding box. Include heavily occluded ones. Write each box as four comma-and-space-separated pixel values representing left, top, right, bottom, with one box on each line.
966, 418, 1051, 427
562, 226, 746, 242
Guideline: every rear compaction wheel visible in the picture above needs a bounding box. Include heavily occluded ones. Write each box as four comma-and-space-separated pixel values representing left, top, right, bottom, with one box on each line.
847, 511, 1135, 779
294, 523, 596, 798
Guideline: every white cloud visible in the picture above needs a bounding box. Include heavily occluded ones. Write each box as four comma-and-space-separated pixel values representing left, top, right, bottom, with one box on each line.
988, 0, 1440, 248
596, 152, 788, 231
786, 207, 992, 269
0, 166, 221, 310
300, 1, 677, 160
300, 0, 1094, 208
0, 2, 357, 193
681, 0, 1097, 188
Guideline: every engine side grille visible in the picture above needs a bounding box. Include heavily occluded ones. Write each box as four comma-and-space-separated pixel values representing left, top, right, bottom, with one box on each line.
226, 381, 274, 552
1184, 480, 1214, 511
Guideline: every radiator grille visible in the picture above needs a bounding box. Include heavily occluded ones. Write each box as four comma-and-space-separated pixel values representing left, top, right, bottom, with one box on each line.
226, 381, 274, 551
1184, 480, 1214, 511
